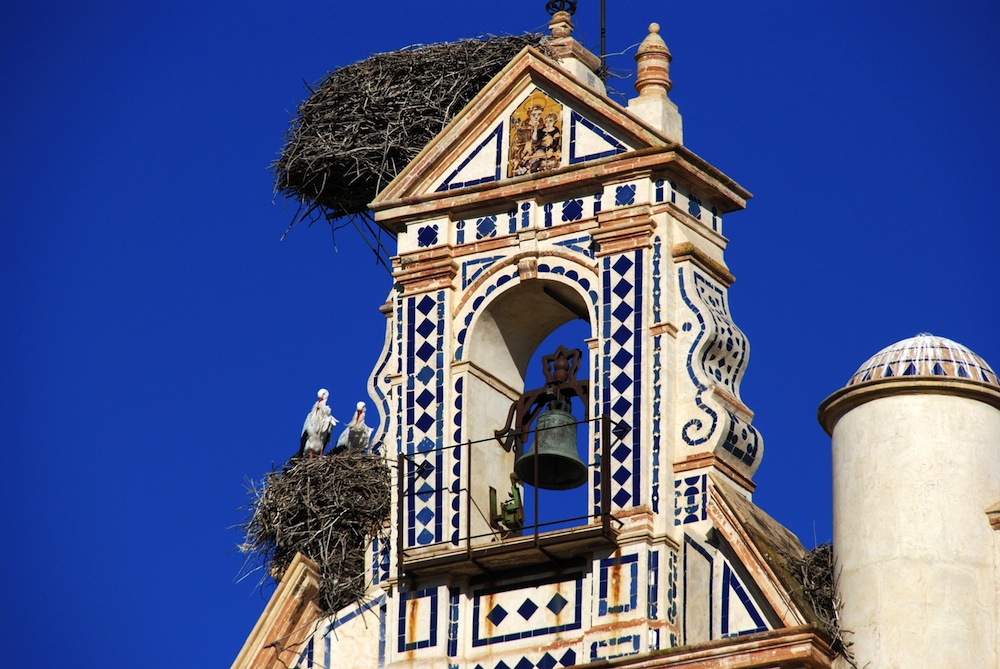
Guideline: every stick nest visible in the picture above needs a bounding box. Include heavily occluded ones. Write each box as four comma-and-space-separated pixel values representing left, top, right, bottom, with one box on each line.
241, 455, 391, 615
784, 542, 855, 666
273, 33, 549, 224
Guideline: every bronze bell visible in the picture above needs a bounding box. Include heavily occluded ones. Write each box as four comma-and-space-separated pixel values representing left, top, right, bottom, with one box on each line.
514, 399, 588, 490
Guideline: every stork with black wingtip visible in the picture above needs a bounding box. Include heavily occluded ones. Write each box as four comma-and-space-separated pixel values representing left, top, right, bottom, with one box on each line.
299, 388, 338, 459
332, 401, 372, 455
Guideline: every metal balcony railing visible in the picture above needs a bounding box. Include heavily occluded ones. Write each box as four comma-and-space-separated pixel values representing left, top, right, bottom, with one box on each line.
396, 414, 621, 579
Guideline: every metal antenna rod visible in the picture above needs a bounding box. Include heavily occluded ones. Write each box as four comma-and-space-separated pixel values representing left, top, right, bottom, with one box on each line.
600, 0, 606, 69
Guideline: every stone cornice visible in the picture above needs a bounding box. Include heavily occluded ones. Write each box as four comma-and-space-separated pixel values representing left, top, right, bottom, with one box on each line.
818, 377, 1000, 435
673, 453, 756, 493
671, 242, 735, 287
568, 625, 833, 668
986, 501, 1000, 531
712, 385, 754, 421
374, 147, 749, 232
592, 204, 656, 256
394, 246, 459, 292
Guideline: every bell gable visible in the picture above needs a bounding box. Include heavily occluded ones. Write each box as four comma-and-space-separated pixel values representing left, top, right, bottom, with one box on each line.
371, 47, 673, 219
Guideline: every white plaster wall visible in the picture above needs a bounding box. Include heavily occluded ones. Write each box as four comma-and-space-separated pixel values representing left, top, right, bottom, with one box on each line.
832, 393, 1000, 667
319, 603, 384, 669
464, 370, 519, 544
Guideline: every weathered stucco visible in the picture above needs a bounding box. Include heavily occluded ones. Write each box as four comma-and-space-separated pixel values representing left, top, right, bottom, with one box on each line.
830, 390, 1000, 667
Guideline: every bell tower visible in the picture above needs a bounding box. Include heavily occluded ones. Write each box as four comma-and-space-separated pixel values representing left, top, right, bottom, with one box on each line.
350, 13, 775, 666
234, 14, 850, 669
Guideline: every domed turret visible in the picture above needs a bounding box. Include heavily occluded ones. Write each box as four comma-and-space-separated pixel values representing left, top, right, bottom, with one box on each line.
846, 332, 998, 387
819, 334, 1000, 667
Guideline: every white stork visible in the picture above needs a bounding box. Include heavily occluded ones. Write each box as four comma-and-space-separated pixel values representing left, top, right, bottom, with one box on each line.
332, 401, 372, 455
299, 388, 338, 459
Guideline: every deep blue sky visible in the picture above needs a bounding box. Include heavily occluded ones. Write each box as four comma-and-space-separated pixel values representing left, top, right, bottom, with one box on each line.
3, 2, 998, 666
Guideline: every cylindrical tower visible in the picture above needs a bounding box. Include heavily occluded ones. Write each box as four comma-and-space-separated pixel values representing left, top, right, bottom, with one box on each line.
819, 334, 1000, 667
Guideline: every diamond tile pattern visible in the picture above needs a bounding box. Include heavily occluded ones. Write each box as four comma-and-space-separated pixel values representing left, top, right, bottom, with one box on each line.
546, 593, 568, 615
535, 654, 557, 669
599, 250, 642, 512
477, 215, 497, 239
406, 292, 445, 548
561, 198, 583, 221
474, 652, 577, 669
517, 599, 538, 620
615, 184, 636, 206
417, 224, 439, 248
485, 604, 509, 626
473, 574, 583, 647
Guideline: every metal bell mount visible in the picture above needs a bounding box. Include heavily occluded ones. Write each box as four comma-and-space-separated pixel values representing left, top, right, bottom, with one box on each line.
496, 346, 590, 490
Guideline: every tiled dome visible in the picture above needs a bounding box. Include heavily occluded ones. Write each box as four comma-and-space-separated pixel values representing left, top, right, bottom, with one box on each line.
847, 333, 999, 387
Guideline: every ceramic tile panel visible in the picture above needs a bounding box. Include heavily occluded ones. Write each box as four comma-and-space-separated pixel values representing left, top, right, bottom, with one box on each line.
461, 255, 505, 289
508, 89, 564, 178
597, 552, 640, 617
720, 563, 768, 637
568, 110, 627, 164
674, 473, 707, 526
677, 266, 762, 470
404, 292, 446, 547
588, 634, 641, 662
437, 123, 504, 192
398, 587, 440, 652
598, 250, 643, 512
471, 573, 584, 647
682, 533, 714, 644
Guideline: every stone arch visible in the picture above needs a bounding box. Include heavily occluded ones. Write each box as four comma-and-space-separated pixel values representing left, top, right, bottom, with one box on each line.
454, 257, 598, 543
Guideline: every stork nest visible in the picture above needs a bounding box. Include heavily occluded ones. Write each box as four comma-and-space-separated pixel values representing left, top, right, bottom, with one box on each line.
784, 543, 855, 666
241, 454, 391, 615
272, 33, 550, 225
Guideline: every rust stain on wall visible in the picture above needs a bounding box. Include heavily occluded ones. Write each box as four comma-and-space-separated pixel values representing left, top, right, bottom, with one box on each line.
484, 593, 497, 632
553, 581, 566, 625
407, 595, 420, 646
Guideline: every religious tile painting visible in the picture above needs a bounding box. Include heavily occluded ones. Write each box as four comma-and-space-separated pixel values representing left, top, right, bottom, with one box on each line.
508, 89, 563, 177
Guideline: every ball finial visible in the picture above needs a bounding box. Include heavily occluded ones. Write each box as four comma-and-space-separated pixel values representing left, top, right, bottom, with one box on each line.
649, 23, 660, 34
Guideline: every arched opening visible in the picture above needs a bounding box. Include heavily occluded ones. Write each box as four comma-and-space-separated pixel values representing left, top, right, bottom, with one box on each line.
462, 276, 594, 544
519, 319, 593, 533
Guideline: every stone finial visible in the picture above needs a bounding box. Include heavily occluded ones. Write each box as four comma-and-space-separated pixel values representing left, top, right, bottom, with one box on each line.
548, 10, 573, 39
627, 22, 683, 143
546, 9, 605, 95
634, 23, 672, 97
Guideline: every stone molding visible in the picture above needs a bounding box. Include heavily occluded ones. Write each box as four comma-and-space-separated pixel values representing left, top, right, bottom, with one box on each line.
592, 204, 656, 256
986, 501, 1000, 531
572, 626, 833, 668
818, 377, 1000, 435
394, 246, 459, 293
674, 454, 756, 493
231, 552, 322, 669
376, 147, 749, 229
671, 242, 735, 287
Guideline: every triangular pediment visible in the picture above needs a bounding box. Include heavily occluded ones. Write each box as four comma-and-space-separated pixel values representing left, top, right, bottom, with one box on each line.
372, 47, 673, 209
706, 476, 829, 632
